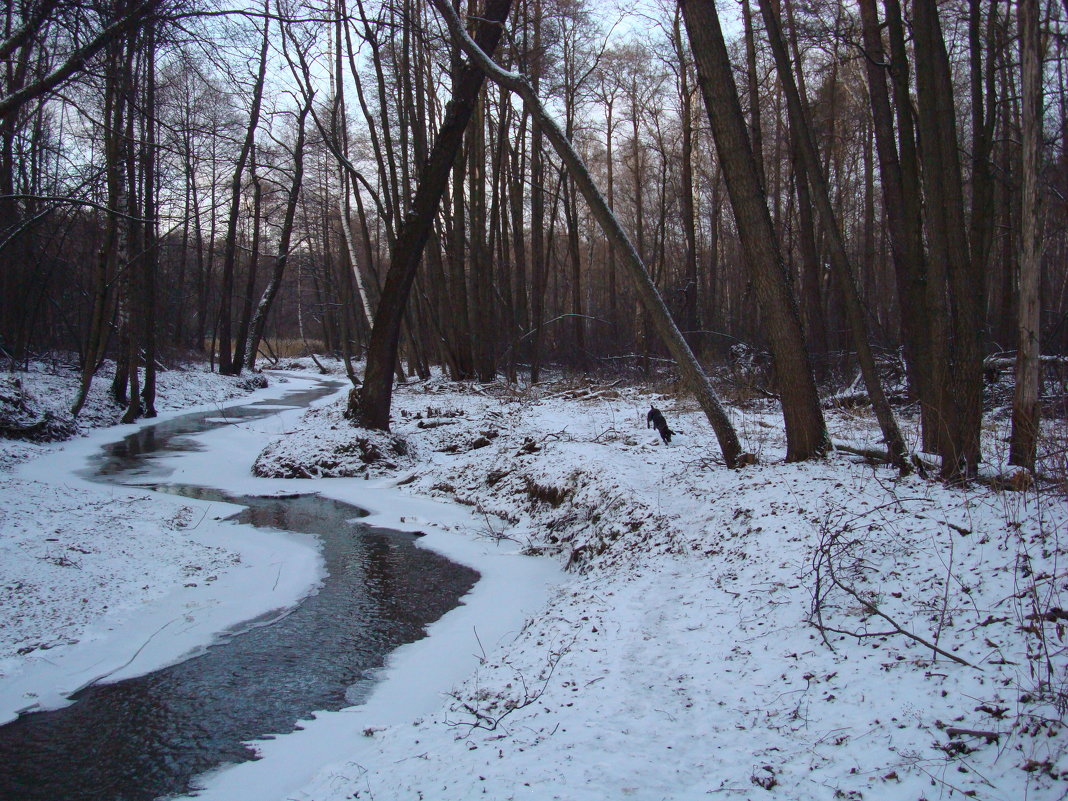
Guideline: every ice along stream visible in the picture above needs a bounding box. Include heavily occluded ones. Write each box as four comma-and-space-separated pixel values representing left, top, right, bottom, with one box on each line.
0, 377, 480, 801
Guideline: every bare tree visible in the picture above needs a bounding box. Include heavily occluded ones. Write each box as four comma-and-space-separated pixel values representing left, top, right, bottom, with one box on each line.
350, 0, 513, 431
857, 0, 931, 431
430, 0, 744, 468
680, 0, 828, 462
244, 101, 311, 373
912, 0, 985, 479
1010, 0, 1044, 469
756, 0, 909, 472
216, 0, 270, 375
0, 0, 163, 123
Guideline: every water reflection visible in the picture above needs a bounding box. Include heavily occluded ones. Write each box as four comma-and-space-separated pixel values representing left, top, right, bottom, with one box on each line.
0, 378, 479, 801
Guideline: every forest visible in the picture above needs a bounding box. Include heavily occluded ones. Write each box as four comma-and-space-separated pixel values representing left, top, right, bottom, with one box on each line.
5, 2, 1068, 796
1, 0, 1066, 479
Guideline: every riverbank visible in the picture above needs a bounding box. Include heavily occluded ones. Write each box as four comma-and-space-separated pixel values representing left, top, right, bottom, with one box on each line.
0, 363, 330, 724
0, 358, 561, 801
236, 369, 1067, 801
2, 359, 1065, 800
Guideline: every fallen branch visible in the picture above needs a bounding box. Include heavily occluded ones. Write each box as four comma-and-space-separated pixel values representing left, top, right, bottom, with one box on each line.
946, 727, 1000, 743
831, 572, 979, 669
445, 636, 574, 733
832, 440, 932, 478
810, 523, 979, 669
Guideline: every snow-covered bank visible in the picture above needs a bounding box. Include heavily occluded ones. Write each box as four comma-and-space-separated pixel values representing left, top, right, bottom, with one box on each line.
1, 358, 562, 801
239, 375, 1068, 801
139, 382, 563, 801
0, 366, 333, 724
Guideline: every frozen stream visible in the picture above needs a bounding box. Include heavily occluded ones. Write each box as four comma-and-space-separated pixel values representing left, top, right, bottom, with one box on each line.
0, 378, 480, 801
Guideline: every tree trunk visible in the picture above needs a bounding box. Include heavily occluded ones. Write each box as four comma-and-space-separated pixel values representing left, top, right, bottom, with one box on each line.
216, 3, 269, 375
674, 9, 700, 350
230, 145, 262, 374
913, 0, 984, 478
858, 0, 932, 427
72, 34, 125, 417
116, 40, 140, 423
468, 85, 496, 381
528, 0, 546, 382
757, 0, 909, 471
140, 19, 157, 416
351, 0, 512, 430
1010, 0, 1043, 469
680, 0, 828, 462
244, 101, 310, 372
741, 0, 766, 192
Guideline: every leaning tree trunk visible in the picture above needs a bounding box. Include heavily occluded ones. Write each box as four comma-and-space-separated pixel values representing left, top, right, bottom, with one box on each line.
244, 101, 310, 372
350, 0, 513, 431
430, 0, 744, 468
680, 0, 828, 462
757, 0, 910, 472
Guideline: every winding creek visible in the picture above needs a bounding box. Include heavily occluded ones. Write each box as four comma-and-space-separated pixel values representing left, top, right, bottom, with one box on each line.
0, 378, 480, 801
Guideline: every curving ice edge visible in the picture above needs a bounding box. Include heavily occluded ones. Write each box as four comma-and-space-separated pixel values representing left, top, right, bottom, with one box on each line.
0, 374, 340, 725
184, 483, 561, 801
156, 393, 562, 801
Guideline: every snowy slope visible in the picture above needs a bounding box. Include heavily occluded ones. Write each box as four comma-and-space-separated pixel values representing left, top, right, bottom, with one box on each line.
247, 374, 1067, 801
2, 360, 1065, 800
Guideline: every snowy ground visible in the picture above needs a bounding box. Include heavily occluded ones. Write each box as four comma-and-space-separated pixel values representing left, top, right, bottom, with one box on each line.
225, 371, 1068, 801
2, 360, 1067, 800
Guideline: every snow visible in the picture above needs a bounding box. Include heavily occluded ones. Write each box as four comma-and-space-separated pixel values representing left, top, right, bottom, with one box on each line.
209, 373, 1068, 801
2, 360, 1066, 800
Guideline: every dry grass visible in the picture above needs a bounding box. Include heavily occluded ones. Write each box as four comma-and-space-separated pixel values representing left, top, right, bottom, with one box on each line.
196, 338, 327, 360
262, 338, 328, 358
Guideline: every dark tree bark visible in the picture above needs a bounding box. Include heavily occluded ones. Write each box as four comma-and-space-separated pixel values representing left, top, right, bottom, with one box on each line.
216, 3, 269, 375
528, 0, 547, 383
244, 101, 311, 372
230, 145, 261, 375
784, 0, 827, 361
680, 0, 828, 462
140, 18, 157, 416
857, 0, 931, 424
740, 0, 766, 192
672, 8, 700, 349
0, 0, 161, 122
468, 86, 496, 382
1010, 0, 1043, 469
71, 27, 128, 417
757, 0, 910, 471
350, 0, 512, 430
913, 0, 984, 478
506, 110, 529, 378
431, 0, 744, 468
115, 35, 140, 422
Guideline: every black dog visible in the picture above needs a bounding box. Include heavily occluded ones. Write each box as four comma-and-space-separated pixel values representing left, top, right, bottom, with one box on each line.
647, 406, 674, 444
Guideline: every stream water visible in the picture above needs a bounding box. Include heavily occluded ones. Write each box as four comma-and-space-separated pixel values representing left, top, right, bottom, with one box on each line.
0, 377, 480, 801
